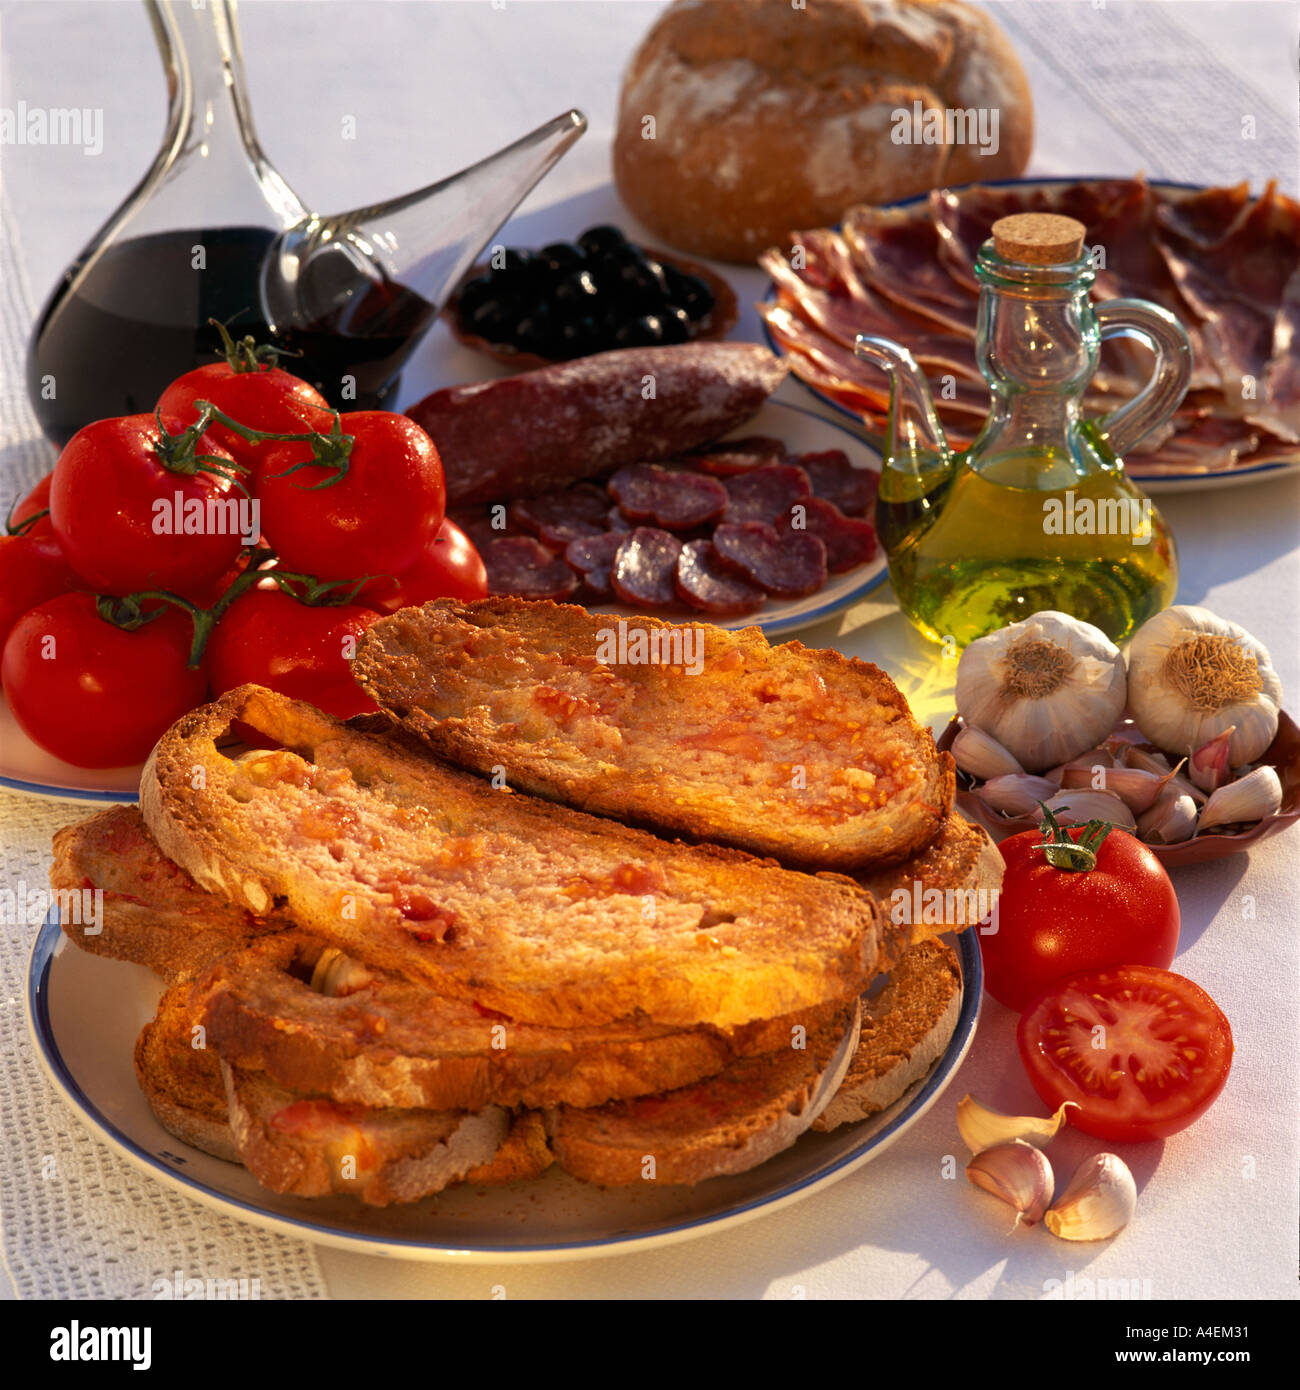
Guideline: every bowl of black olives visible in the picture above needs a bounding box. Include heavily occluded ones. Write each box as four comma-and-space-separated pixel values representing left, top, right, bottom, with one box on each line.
447, 225, 738, 367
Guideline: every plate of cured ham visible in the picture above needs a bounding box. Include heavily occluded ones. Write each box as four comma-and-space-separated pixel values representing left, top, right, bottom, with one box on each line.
760, 177, 1300, 492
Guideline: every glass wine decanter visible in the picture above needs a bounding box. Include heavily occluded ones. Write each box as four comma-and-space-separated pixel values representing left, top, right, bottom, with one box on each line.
27, 0, 585, 445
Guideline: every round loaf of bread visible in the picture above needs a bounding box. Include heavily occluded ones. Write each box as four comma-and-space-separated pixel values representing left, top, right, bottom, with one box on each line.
613, 0, 1034, 263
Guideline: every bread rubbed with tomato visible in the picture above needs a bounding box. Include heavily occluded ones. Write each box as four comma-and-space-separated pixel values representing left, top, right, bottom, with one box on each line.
140, 684, 880, 1031
354, 598, 955, 871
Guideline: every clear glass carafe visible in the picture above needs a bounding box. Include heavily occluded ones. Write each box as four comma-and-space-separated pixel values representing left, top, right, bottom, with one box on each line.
26, 0, 585, 445
859, 213, 1192, 648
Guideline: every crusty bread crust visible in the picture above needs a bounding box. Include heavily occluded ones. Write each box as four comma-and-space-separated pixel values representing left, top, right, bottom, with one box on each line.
460, 1111, 553, 1186
354, 598, 954, 871
812, 939, 962, 1132
546, 1001, 861, 1186
220, 1062, 510, 1206
51, 806, 285, 983
141, 685, 879, 1030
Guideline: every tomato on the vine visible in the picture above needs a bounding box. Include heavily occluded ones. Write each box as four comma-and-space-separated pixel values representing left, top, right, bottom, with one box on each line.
208, 586, 380, 720
0, 531, 83, 651
50, 414, 247, 595
256, 412, 444, 582
981, 817, 1179, 1010
156, 330, 331, 476
1018, 965, 1233, 1142
360, 517, 486, 613
7, 472, 55, 538
1, 593, 207, 767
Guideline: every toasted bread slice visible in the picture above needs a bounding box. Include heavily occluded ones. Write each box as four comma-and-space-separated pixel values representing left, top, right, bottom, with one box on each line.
856, 814, 1003, 971
51, 806, 287, 982
220, 1062, 510, 1205
353, 598, 954, 870
812, 939, 963, 1132
133, 980, 240, 1164
141, 685, 879, 1030
545, 1002, 861, 1186
462, 1111, 553, 1185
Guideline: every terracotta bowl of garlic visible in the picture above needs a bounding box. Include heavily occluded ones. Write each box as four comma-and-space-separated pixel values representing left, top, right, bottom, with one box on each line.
937, 607, 1300, 868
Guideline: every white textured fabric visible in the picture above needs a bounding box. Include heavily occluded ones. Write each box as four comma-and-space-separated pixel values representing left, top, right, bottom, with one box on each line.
1, 0, 1297, 1301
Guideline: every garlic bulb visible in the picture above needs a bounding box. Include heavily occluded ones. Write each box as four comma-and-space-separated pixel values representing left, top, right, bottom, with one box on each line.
1127, 607, 1282, 766
955, 612, 1127, 773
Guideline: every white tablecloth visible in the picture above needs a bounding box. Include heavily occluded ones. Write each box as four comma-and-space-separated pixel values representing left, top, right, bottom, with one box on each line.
1, 0, 1297, 1300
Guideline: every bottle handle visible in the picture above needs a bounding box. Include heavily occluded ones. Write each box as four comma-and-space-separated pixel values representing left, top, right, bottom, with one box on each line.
1093, 299, 1193, 460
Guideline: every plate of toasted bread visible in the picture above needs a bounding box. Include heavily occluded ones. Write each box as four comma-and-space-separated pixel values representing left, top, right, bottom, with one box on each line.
32, 599, 998, 1260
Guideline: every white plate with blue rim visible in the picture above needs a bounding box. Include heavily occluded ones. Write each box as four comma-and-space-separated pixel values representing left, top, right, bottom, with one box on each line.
0, 397, 884, 803
28, 907, 980, 1264
760, 176, 1300, 495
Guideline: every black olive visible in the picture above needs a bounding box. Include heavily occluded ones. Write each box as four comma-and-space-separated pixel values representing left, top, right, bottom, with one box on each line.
539, 242, 585, 274
456, 274, 496, 318
515, 302, 558, 355
466, 297, 516, 343
615, 258, 671, 310
553, 269, 599, 310
672, 272, 715, 322
578, 224, 629, 258
658, 305, 692, 344
613, 314, 665, 348
558, 315, 602, 358
491, 248, 536, 281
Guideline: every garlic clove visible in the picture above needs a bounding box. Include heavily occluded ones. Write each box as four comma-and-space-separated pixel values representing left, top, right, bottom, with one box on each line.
1196, 765, 1283, 833
1044, 1153, 1137, 1241
1136, 788, 1199, 844
1061, 764, 1176, 814
1189, 726, 1235, 793
956, 1094, 1077, 1154
966, 1141, 1054, 1227
1121, 744, 1172, 776
1034, 789, 1137, 831
1049, 749, 1115, 783
976, 774, 1060, 817
952, 725, 1026, 779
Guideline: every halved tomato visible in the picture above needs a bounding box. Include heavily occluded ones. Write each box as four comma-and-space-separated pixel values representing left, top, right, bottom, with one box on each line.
1017, 965, 1233, 1143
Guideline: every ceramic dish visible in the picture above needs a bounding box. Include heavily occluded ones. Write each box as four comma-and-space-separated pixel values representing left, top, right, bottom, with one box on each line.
447, 244, 737, 371
936, 711, 1300, 868
761, 177, 1300, 495
29, 911, 980, 1263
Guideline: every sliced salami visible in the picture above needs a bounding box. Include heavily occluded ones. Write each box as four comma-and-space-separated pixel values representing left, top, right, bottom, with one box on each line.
482, 536, 578, 600
721, 464, 812, 525
564, 531, 624, 597
787, 497, 878, 573
449, 505, 519, 551
609, 464, 728, 530
712, 522, 827, 598
513, 483, 612, 548
675, 539, 765, 615
610, 527, 683, 607
686, 435, 788, 476
793, 449, 879, 516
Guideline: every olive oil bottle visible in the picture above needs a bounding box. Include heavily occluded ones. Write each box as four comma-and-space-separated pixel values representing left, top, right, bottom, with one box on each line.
858, 212, 1191, 648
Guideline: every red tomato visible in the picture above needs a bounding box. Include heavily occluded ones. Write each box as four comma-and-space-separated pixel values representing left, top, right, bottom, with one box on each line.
257, 412, 444, 582
7, 472, 54, 537
157, 359, 331, 477
981, 824, 1179, 1010
208, 587, 380, 719
1017, 965, 1233, 1142
2, 593, 207, 767
0, 532, 83, 650
50, 414, 247, 595
360, 517, 487, 613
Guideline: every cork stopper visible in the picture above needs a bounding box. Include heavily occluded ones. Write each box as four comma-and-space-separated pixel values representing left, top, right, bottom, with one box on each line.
992, 213, 1086, 265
